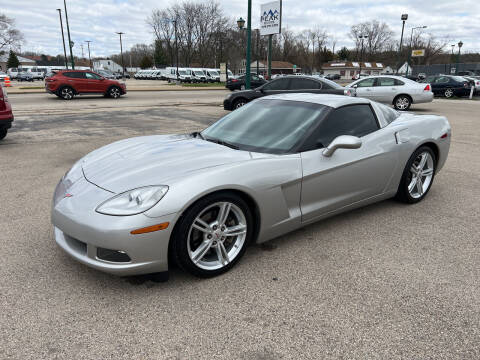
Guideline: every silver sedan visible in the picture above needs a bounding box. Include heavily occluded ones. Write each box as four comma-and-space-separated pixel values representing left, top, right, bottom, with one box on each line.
52, 94, 450, 279
346, 75, 434, 111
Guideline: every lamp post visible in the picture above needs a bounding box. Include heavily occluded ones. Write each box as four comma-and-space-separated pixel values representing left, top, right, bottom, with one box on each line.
85, 40, 92, 70
162, 18, 179, 82
455, 41, 463, 75
405, 25, 427, 77
397, 14, 408, 74
56, 9, 68, 69
237, 17, 245, 77
449, 44, 455, 74
358, 34, 368, 77
63, 0, 75, 69
237, 2, 252, 88
116, 32, 125, 79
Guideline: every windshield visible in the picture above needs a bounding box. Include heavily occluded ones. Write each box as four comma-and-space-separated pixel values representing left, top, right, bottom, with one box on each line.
209, 71, 219, 76
195, 71, 204, 75
201, 99, 329, 154
179, 70, 187, 75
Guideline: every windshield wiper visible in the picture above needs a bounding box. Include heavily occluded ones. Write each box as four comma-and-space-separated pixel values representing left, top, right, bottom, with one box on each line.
204, 137, 239, 150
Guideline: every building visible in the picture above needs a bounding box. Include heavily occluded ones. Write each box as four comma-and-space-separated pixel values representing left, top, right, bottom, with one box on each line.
412, 62, 480, 76
0, 54, 35, 71
238, 60, 301, 77
92, 59, 123, 73
321, 61, 384, 80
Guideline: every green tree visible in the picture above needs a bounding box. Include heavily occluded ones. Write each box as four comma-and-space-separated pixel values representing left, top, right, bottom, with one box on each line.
6, 50, 19, 69
153, 40, 167, 67
140, 55, 153, 69
337, 47, 351, 61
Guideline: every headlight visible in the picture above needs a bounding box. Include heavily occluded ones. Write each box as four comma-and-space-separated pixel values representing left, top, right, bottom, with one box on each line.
96, 186, 169, 216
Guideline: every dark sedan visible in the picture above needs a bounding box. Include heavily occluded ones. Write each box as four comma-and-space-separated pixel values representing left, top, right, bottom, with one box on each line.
224, 75, 356, 110
424, 75, 471, 98
225, 74, 266, 91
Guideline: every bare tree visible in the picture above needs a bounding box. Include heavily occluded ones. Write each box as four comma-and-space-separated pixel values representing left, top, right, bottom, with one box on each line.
0, 14, 23, 52
350, 20, 393, 59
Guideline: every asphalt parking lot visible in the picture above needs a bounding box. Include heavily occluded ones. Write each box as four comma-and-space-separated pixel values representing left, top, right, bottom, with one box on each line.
1, 92, 479, 359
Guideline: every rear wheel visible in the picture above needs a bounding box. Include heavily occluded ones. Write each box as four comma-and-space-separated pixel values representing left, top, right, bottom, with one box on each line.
172, 192, 253, 278
108, 86, 122, 99
444, 88, 454, 98
395, 146, 436, 204
0, 128, 7, 141
394, 95, 411, 111
59, 86, 74, 100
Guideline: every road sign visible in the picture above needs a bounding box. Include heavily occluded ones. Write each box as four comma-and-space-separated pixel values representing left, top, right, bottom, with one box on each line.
260, 1, 282, 36
411, 49, 425, 57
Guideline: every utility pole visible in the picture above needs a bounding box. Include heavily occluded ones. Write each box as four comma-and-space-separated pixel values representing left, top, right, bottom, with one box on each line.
64, 0, 75, 69
245, 0, 252, 89
85, 40, 92, 69
116, 32, 125, 79
56, 9, 68, 69
256, 29, 259, 76
174, 19, 179, 82
449, 44, 455, 74
80, 44, 84, 59
268, 35, 272, 79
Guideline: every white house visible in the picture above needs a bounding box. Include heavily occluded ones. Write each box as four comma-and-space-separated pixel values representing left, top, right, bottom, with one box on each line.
397, 62, 411, 75
321, 61, 384, 80
92, 59, 123, 73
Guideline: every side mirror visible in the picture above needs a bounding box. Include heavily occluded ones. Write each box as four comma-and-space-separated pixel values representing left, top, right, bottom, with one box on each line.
352, 84, 358, 88
322, 135, 362, 157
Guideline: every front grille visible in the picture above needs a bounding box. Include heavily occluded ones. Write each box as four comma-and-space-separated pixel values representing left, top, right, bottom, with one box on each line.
97, 248, 131, 263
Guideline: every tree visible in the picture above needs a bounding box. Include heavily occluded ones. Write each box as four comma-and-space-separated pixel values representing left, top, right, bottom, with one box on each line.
6, 50, 19, 69
350, 20, 393, 59
140, 55, 153, 69
0, 14, 23, 52
153, 40, 167, 66
337, 47, 351, 60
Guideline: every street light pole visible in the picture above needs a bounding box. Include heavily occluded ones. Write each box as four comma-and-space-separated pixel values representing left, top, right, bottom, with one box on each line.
56, 9, 68, 69
63, 0, 75, 69
397, 14, 408, 74
116, 32, 125, 79
449, 44, 455, 74
174, 19, 179, 82
85, 40, 92, 70
405, 25, 427, 77
358, 35, 367, 77
456, 41, 463, 75
245, 0, 252, 89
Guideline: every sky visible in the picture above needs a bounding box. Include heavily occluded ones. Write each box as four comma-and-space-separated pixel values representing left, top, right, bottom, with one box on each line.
2, 0, 480, 58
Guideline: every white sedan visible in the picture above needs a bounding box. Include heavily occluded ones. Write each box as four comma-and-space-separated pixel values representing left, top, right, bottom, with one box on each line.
346, 75, 434, 111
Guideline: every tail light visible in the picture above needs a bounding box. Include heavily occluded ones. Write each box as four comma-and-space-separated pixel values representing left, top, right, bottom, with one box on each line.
423, 84, 431, 91
232, 79, 238, 82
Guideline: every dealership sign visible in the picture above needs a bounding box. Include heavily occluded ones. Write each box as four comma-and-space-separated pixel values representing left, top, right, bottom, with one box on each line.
411, 49, 425, 57
260, 1, 282, 36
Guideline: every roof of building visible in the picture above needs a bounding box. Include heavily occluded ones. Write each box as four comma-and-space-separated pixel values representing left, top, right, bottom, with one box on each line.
0, 54, 36, 64
261, 93, 370, 108
322, 61, 384, 69
249, 60, 301, 69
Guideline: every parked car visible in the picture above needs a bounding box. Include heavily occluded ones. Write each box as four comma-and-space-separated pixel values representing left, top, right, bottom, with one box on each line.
326, 73, 341, 80
466, 76, 480, 94
29, 67, 46, 80
224, 75, 356, 110
351, 73, 370, 80
457, 71, 476, 77
114, 72, 130, 79
51, 94, 451, 279
45, 70, 127, 100
17, 72, 34, 82
0, 83, 14, 140
225, 74, 266, 91
423, 75, 471, 98
96, 69, 116, 80
346, 75, 433, 111
0, 71, 7, 82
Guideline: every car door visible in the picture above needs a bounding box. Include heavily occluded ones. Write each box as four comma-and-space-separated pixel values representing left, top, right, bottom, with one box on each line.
63, 72, 89, 92
433, 76, 449, 94
374, 77, 399, 103
85, 72, 108, 93
353, 78, 377, 100
300, 104, 399, 222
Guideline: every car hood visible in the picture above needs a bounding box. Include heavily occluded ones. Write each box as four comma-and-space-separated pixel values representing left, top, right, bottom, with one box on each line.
81, 134, 252, 193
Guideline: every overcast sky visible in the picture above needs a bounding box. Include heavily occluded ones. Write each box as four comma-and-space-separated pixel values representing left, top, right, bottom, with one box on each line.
2, 0, 480, 58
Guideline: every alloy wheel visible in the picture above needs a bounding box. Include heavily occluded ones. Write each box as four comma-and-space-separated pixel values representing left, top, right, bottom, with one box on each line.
61, 87, 73, 100
407, 152, 434, 199
234, 100, 246, 109
187, 201, 247, 271
110, 87, 121, 98
444, 88, 454, 98
395, 96, 410, 110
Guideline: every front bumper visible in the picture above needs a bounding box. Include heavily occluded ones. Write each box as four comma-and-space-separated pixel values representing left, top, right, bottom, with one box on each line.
52, 177, 176, 276
223, 97, 234, 110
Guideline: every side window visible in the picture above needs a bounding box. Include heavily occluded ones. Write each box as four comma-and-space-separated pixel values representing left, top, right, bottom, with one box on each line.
290, 78, 321, 90
263, 78, 290, 90
314, 105, 379, 148
394, 79, 405, 86
356, 78, 376, 87
86, 72, 102, 80
64, 72, 85, 79
436, 77, 448, 84
377, 77, 396, 86
375, 103, 399, 124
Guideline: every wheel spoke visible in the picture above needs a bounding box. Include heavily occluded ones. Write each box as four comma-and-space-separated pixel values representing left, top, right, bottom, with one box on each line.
216, 242, 230, 265
416, 176, 424, 195
224, 224, 247, 237
418, 153, 428, 171
192, 240, 213, 263
422, 168, 434, 177
408, 176, 417, 192
192, 218, 211, 234
217, 202, 232, 226
410, 165, 418, 174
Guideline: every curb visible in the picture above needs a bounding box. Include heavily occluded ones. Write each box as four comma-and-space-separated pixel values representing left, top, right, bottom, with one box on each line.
6, 87, 228, 95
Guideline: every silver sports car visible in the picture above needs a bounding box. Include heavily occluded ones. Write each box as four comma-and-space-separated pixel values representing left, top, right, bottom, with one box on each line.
52, 94, 451, 279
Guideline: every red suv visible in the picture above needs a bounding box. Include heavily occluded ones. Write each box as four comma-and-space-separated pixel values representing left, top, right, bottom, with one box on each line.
0, 84, 13, 140
45, 70, 127, 100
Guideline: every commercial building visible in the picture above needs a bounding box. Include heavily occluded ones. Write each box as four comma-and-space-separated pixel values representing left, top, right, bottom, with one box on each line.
238, 60, 301, 77
321, 61, 384, 80
0, 54, 35, 71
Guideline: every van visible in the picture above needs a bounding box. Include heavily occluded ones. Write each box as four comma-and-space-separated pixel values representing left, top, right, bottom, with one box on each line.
165, 67, 192, 83
203, 68, 220, 82
190, 68, 207, 83
29, 67, 46, 80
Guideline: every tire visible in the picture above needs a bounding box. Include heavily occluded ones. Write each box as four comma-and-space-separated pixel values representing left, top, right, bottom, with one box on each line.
394, 95, 411, 111
171, 192, 254, 278
59, 86, 74, 100
240, 84, 246, 90
395, 146, 436, 204
444, 88, 454, 98
108, 86, 122, 99
233, 98, 248, 110
0, 128, 7, 141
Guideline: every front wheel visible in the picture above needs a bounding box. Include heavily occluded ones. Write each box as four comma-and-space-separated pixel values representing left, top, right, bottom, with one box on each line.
0, 128, 7, 141
108, 86, 122, 99
172, 192, 253, 278
394, 95, 411, 111
395, 146, 436, 204
233, 98, 247, 110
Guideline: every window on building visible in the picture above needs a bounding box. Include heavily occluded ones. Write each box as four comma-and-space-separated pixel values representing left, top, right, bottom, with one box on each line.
340, 70, 346, 76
